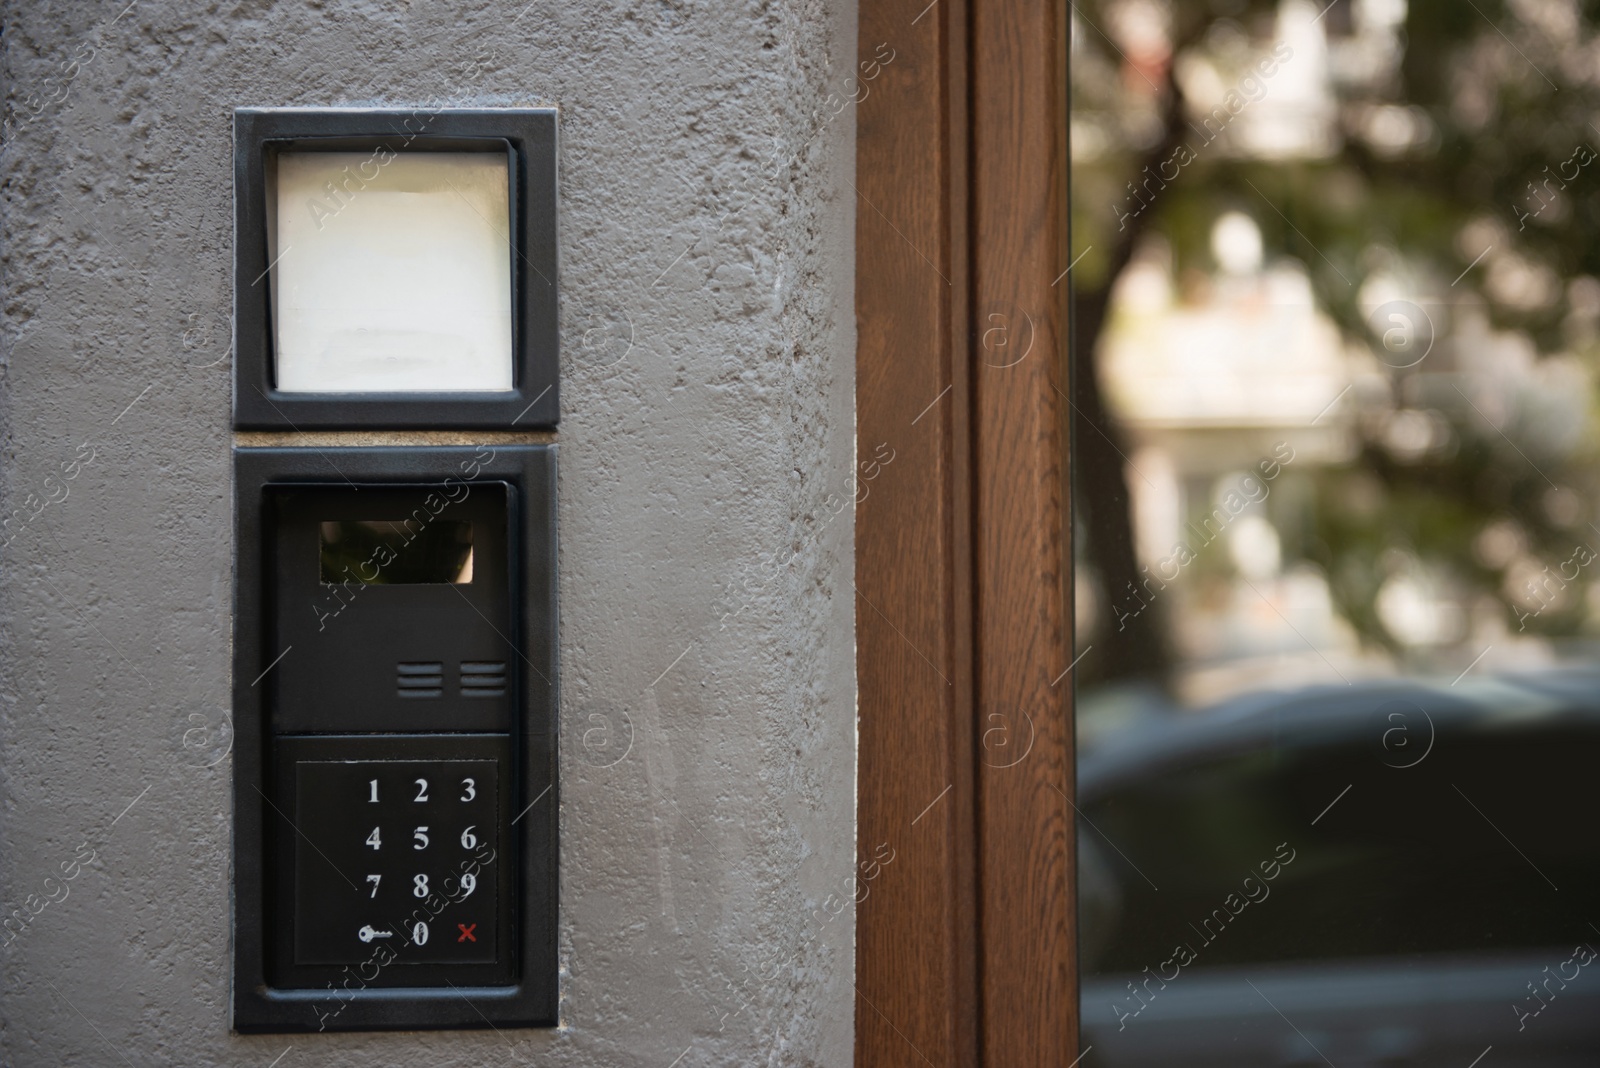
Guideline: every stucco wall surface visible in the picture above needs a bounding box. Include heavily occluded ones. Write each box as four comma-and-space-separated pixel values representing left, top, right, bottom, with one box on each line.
0, 0, 856, 1063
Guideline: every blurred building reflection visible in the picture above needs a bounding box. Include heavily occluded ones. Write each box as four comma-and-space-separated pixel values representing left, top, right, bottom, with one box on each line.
1073, 0, 1600, 1057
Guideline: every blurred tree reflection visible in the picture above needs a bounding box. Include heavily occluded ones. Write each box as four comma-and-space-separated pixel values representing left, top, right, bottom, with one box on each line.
1072, 0, 1600, 696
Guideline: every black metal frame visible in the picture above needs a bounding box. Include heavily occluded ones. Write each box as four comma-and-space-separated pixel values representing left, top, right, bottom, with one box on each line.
232, 446, 558, 1031
233, 108, 559, 429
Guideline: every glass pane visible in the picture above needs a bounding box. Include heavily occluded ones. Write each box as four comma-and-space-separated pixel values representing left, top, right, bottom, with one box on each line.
319, 520, 473, 585
1071, 1, 1600, 1063
270, 151, 513, 393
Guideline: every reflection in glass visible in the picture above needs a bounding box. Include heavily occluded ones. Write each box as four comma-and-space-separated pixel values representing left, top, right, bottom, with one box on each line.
1072, 0, 1600, 1063
319, 520, 474, 585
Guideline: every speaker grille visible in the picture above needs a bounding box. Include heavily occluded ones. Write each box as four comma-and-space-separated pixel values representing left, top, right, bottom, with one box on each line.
396, 661, 443, 698
460, 661, 507, 697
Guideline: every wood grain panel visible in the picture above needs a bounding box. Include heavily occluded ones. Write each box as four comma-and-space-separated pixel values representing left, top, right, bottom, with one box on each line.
856, 0, 1075, 1061
854, 0, 976, 1064
970, 0, 1076, 1060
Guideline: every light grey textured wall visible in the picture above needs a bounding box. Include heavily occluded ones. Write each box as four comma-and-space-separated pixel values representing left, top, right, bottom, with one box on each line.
0, 0, 856, 1063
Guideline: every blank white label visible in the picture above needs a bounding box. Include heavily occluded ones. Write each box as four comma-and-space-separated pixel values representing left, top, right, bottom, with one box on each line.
271, 151, 514, 393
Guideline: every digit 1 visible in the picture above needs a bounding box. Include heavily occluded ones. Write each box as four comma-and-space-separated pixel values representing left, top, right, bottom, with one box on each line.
369, 779, 379, 803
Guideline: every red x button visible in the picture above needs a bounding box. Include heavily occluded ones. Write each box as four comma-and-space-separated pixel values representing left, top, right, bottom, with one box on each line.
457, 923, 477, 943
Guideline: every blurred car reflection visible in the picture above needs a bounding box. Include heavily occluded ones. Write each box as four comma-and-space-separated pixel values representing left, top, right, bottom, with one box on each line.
1078, 670, 1600, 1067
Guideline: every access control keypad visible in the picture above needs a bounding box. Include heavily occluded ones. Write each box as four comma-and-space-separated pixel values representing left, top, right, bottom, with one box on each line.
274, 735, 513, 978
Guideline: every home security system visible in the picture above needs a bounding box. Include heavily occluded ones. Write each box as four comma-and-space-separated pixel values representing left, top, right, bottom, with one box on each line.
230, 108, 560, 1033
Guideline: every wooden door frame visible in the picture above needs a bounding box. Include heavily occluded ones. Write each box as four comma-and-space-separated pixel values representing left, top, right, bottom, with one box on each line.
854, 0, 1075, 1063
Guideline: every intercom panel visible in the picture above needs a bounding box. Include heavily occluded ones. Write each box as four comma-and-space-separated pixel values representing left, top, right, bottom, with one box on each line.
232, 446, 556, 1032
270, 483, 513, 733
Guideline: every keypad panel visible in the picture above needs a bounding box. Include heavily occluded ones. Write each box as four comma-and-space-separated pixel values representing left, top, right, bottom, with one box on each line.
277, 735, 513, 973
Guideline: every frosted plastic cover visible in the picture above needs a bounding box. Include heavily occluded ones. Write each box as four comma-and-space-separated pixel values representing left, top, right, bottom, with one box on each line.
272, 152, 513, 393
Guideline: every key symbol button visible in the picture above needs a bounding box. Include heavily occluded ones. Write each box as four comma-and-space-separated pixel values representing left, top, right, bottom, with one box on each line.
357, 925, 393, 943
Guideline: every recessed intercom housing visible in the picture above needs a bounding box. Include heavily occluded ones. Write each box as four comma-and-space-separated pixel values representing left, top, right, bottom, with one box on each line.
233, 108, 559, 430
232, 446, 557, 1032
